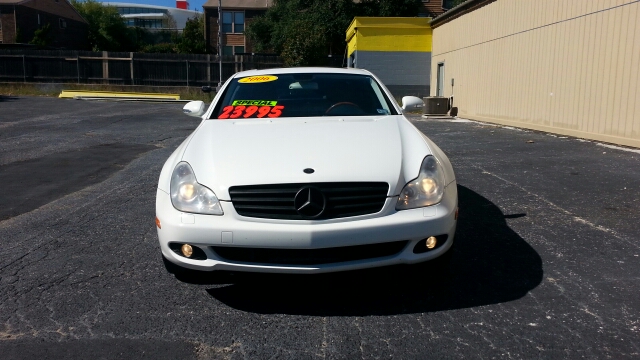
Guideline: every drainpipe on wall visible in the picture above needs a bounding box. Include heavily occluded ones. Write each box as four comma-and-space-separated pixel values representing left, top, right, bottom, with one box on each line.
217, 0, 222, 91
14, 5, 17, 43
354, 29, 357, 68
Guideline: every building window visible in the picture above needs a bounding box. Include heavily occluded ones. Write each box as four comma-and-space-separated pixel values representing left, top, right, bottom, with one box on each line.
59, 18, 67, 29
222, 11, 244, 33
120, 17, 167, 28
234, 13, 244, 33
118, 7, 167, 15
134, 19, 165, 28
223, 45, 245, 55
443, 0, 456, 9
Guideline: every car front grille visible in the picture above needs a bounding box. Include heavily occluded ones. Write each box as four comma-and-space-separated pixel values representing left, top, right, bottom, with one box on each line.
211, 241, 408, 266
228, 182, 389, 220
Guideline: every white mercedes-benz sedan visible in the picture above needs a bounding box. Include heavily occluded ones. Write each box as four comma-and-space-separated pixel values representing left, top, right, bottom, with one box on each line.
156, 67, 457, 275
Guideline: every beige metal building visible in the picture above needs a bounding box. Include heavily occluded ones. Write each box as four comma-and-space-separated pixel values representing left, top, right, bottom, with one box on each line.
430, 0, 640, 148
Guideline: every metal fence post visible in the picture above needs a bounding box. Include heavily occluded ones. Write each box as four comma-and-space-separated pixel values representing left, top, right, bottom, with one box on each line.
207, 54, 211, 84
102, 51, 109, 84
130, 52, 134, 85
186, 60, 189, 87
22, 55, 26, 83
76, 55, 80, 84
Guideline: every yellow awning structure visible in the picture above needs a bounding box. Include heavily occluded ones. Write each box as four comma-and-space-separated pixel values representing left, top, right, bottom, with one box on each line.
346, 17, 432, 57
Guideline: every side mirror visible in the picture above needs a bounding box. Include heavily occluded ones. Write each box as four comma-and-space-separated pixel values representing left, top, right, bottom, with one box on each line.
401, 96, 424, 111
182, 101, 205, 117
201, 86, 212, 93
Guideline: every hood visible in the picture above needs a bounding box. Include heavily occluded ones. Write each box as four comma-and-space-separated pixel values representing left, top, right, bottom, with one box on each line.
182, 116, 406, 200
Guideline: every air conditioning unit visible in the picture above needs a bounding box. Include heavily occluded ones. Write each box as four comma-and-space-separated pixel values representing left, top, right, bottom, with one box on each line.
423, 97, 449, 115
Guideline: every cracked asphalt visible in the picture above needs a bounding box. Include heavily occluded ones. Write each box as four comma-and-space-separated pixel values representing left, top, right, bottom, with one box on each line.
0, 96, 639, 359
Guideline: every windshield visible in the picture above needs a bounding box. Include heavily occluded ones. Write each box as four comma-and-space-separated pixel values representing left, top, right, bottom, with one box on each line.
211, 73, 398, 119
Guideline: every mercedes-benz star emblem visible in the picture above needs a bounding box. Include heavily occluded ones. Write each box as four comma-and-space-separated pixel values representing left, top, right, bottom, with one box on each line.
294, 186, 326, 218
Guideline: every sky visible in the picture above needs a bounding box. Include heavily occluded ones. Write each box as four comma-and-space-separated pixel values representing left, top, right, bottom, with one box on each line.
100, 0, 207, 13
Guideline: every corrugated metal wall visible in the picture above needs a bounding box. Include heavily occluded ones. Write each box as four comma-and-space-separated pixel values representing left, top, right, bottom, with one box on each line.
431, 0, 640, 148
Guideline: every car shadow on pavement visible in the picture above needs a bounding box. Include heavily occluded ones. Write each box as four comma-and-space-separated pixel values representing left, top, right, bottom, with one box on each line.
196, 185, 543, 316
0, 95, 19, 102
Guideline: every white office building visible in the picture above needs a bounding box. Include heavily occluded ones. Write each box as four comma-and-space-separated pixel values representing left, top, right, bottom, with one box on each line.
103, 2, 200, 31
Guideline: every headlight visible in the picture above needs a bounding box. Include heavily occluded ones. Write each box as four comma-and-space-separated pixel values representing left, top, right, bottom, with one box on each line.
170, 162, 223, 215
396, 156, 445, 210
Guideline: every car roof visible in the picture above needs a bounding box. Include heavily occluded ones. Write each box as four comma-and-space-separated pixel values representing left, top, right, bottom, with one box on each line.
231, 67, 374, 78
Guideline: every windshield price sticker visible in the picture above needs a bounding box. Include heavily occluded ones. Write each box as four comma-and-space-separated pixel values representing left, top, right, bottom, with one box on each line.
232, 100, 278, 106
218, 105, 284, 119
238, 75, 278, 84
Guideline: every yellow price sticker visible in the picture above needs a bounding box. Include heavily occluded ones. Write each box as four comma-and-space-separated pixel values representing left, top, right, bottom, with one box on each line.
238, 75, 278, 84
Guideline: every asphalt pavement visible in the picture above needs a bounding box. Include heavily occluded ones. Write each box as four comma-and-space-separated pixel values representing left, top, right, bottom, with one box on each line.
0, 96, 638, 359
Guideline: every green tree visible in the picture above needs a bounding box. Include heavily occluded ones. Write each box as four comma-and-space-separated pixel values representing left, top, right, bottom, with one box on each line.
280, 19, 327, 66
247, 0, 355, 66
358, 0, 421, 17
141, 42, 178, 54
15, 27, 23, 43
29, 23, 53, 47
176, 15, 207, 54
70, 0, 134, 51
246, 0, 421, 66
445, 0, 467, 8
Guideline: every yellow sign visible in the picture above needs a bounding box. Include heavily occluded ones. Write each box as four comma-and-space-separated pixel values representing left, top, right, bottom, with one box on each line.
238, 75, 278, 84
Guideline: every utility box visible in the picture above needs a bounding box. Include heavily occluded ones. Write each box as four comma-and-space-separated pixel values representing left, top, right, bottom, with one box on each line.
423, 97, 449, 115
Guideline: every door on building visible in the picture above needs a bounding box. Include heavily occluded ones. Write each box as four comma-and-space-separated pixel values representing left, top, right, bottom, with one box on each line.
436, 63, 445, 96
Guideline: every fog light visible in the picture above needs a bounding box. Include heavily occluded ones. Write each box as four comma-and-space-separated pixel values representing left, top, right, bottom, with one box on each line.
426, 236, 437, 249
181, 244, 193, 258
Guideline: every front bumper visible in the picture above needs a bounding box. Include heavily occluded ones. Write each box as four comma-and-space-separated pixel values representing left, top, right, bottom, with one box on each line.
156, 182, 458, 274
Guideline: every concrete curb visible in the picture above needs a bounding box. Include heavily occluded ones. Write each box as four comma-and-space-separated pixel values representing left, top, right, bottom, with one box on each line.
59, 90, 180, 100
72, 97, 191, 103
421, 114, 456, 120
